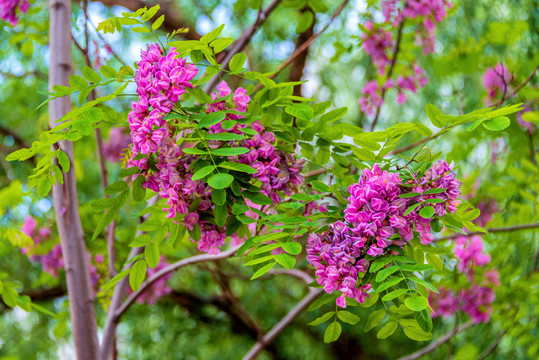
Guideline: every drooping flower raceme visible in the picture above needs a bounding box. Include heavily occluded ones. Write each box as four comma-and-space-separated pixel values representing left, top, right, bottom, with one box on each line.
127, 44, 305, 255
307, 161, 461, 307
430, 236, 498, 324
0, 0, 28, 26
358, 0, 452, 115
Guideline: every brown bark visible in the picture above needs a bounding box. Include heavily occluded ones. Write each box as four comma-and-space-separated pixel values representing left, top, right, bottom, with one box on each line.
49, 0, 100, 359
289, 10, 315, 97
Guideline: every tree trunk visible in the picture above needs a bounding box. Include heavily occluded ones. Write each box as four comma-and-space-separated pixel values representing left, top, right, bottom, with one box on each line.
49, 0, 100, 359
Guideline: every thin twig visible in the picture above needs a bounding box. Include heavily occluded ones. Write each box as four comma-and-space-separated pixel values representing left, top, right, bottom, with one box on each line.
204, 0, 282, 92
494, 65, 538, 108
242, 288, 323, 360
370, 20, 405, 132
477, 329, 507, 360
252, 0, 349, 93
396, 321, 474, 360
434, 222, 539, 242
206, 264, 264, 338
113, 245, 241, 320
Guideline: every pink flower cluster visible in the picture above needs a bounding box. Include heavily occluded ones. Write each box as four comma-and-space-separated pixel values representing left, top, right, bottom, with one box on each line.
359, 0, 452, 115
361, 21, 394, 74
483, 63, 512, 105
306, 221, 372, 308
0, 0, 28, 26
307, 161, 461, 307
128, 43, 198, 168
20, 216, 101, 285
208, 81, 306, 203
454, 235, 491, 276
430, 236, 499, 323
382, 0, 452, 53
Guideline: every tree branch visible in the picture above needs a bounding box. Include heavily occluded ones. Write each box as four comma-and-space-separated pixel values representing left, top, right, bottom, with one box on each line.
203, 0, 282, 92
253, 0, 349, 95
113, 245, 240, 323
397, 321, 475, 360
242, 288, 323, 360
494, 65, 538, 107
49, 0, 100, 358
477, 329, 507, 360
369, 20, 405, 132
434, 223, 539, 242
288, 9, 315, 97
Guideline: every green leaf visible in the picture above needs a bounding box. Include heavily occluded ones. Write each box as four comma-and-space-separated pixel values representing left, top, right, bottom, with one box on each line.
229, 53, 247, 73
129, 260, 147, 292
151, 14, 165, 30
243, 191, 273, 205
129, 234, 152, 247
212, 147, 250, 156
324, 322, 342, 343
320, 107, 347, 123
207, 173, 234, 189
91, 198, 117, 212
100, 268, 132, 293
419, 206, 435, 219
132, 175, 146, 202
382, 288, 408, 301
211, 188, 226, 206
214, 204, 228, 227
281, 242, 302, 255
423, 188, 446, 194
404, 202, 422, 216
211, 37, 234, 53
141, 4, 160, 21
69, 74, 87, 89
296, 11, 314, 33
403, 326, 432, 341
364, 309, 386, 332
337, 311, 360, 325
425, 103, 445, 128
407, 277, 438, 293
198, 112, 226, 128
377, 321, 398, 339
425, 253, 443, 271
105, 180, 128, 195
218, 162, 257, 173
285, 103, 313, 120
73, 107, 103, 136
182, 148, 207, 155
308, 293, 335, 311
57, 150, 70, 173
201, 24, 225, 43
376, 277, 404, 293
275, 253, 296, 269
415, 309, 433, 332
370, 258, 393, 273
206, 133, 245, 141
404, 296, 429, 311
482, 116, 510, 131
100, 65, 118, 78
375, 265, 400, 282
250, 262, 275, 279
82, 66, 102, 83
192, 165, 217, 181
308, 311, 335, 326
144, 241, 160, 268
399, 264, 434, 272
